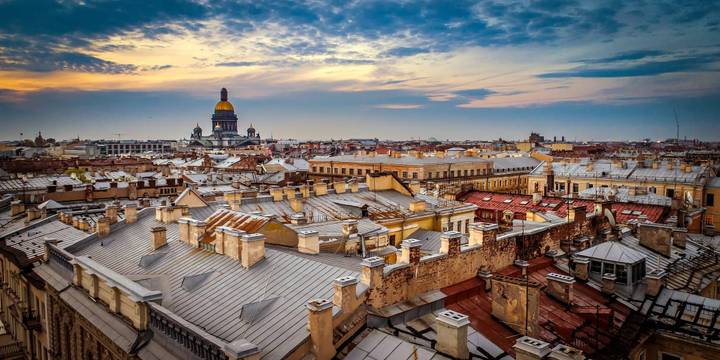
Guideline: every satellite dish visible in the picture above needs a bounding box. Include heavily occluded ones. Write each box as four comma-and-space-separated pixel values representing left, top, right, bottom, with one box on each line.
604, 208, 616, 227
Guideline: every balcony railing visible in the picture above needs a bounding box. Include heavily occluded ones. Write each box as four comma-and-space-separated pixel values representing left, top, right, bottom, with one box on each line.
22, 309, 42, 331
148, 303, 228, 360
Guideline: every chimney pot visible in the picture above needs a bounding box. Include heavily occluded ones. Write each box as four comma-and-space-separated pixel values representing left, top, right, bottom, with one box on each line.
435, 310, 470, 359
298, 230, 319, 254
151, 226, 167, 250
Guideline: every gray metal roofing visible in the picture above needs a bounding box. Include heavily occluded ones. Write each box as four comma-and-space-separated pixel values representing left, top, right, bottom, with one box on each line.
618, 231, 702, 272
577, 187, 672, 206
311, 154, 493, 166
408, 228, 468, 253
575, 240, 647, 264
1, 217, 90, 260
288, 218, 387, 238
531, 159, 706, 184
71, 212, 357, 360
0, 176, 82, 192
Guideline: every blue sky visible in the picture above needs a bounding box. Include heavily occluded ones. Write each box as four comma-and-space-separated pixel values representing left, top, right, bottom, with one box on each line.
0, 0, 719, 141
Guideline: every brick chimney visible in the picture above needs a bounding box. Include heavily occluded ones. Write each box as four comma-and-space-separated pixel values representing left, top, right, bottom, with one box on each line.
332, 276, 359, 313
298, 184, 310, 198
289, 197, 304, 213
269, 187, 284, 202
313, 182, 328, 196
10, 200, 25, 216
342, 220, 358, 237
124, 203, 138, 224
409, 199, 427, 213
306, 299, 335, 360
333, 182, 346, 194
515, 259, 529, 277
440, 231, 462, 256
568, 205, 586, 224
672, 228, 688, 249
546, 273, 575, 305
188, 219, 207, 247
290, 213, 307, 225
26, 207, 41, 223
513, 337, 551, 360
602, 273, 617, 295
435, 310, 470, 359
349, 182, 359, 193
645, 269, 666, 297
478, 270, 493, 291
637, 223, 673, 257
298, 230, 319, 254
468, 223, 498, 247
360, 256, 385, 288
573, 257, 590, 281
151, 226, 167, 250
223, 228, 245, 260
177, 218, 191, 243
399, 239, 422, 265
97, 217, 111, 237
241, 233, 265, 268
548, 344, 585, 360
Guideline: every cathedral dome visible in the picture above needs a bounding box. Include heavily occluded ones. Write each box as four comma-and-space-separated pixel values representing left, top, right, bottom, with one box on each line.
215, 100, 234, 112
214, 87, 235, 112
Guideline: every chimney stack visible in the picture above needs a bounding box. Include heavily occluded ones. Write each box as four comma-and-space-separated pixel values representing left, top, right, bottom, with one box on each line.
97, 216, 111, 237
342, 220, 358, 237
10, 200, 25, 216
313, 182, 328, 196
188, 219, 207, 247
332, 182, 346, 194
601, 273, 616, 295
548, 344, 585, 360
360, 256, 385, 288
572, 258, 590, 281
468, 223, 498, 247
124, 203, 138, 224
290, 213, 307, 225
513, 337, 551, 360
241, 233, 265, 268
298, 230, 320, 254
332, 276, 359, 313
435, 310, 470, 359
222, 227, 245, 260
289, 197, 304, 213
645, 269, 666, 297
269, 187, 284, 202
151, 226, 167, 250
306, 299, 335, 360
546, 273, 575, 305
515, 259, 529, 277
409, 199, 427, 213
478, 270, 493, 291
440, 231, 462, 256
399, 239, 422, 265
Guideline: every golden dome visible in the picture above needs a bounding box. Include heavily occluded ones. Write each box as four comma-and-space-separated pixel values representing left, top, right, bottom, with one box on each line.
215, 100, 234, 112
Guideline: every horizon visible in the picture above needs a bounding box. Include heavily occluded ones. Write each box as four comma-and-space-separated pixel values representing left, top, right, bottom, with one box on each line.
1, 1, 719, 141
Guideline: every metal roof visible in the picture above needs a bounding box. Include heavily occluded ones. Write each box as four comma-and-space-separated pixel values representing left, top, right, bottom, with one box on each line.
70, 211, 356, 360
575, 241, 647, 264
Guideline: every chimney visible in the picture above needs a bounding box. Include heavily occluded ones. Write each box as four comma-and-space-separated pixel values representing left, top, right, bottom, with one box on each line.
332, 182, 346, 194
342, 220, 358, 237
188, 219, 207, 247
213, 227, 226, 254
440, 231, 462, 256
306, 299, 335, 360
666, 162, 673, 170
409, 199, 426, 213
513, 337, 551, 360
360, 256, 385, 288
124, 203, 138, 224
97, 217, 111, 237
399, 239, 422, 265
652, 161, 659, 169
468, 223, 498, 247
155, 206, 164, 221
223, 228, 245, 260
78, 218, 90, 231
645, 269, 666, 297
298, 230, 320, 254
151, 226, 167, 250
313, 182, 328, 196
601, 273, 617, 295
177, 218, 191, 243
684, 164, 693, 173
290, 213, 307, 225
546, 273, 575, 305
26, 207, 41, 223
435, 310, 470, 359
478, 270, 493, 291
572, 257, 590, 281
515, 259, 529, 277
532, 192, 542, 205
332, 276, 359, 313
298, 184, 310, 198
289, 197, 304, 213
568, 206, 586, 224
283, 187, 296, 200
349, 182, 359, 193
11, 200, 25, 216
637, 223, 673, 257
672, 227, 688, 249
269, 187, 284, 202
547, 344, 585, 360
241, 233, 265, 268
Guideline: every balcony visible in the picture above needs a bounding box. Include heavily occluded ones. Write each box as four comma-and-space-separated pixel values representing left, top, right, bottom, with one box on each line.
22, 310, 42, 331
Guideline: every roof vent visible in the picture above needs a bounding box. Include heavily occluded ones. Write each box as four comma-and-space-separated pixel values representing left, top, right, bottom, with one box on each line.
181, 271, 215, 292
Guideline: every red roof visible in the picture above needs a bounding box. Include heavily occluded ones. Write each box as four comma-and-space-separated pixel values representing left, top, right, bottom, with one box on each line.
460, 191, 666, 224
442, 261, 632, 356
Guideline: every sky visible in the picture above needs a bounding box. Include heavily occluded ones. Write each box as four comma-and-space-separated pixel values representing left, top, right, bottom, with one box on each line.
0, 0, 719, 142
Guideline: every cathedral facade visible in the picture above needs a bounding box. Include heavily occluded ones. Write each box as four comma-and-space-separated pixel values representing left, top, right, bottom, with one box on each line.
190, 88, 261, 148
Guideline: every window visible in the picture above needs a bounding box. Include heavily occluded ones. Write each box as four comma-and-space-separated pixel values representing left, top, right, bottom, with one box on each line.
427, 172, 432, 179
443, 171, 448, 178
666, 188, 675, 198
588, 183, 594, 189
591, 260, 602, 273
464, 169, 468, 176
450, 170, 455, 177
402, 171, 408, 178
572, 183, 579, 193
349, 168, 354, 175
333, 168, 338, 174
448, 222, 454, 231
312, 166, 317, 173
412, 172, 418, 179
707, 193, 715, 207
616, 264, 627, 284
341, 168, 346, 174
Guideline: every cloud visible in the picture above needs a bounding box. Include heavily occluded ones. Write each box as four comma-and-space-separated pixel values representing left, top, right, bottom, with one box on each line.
374, 104, 424, 110
216, 61, 264, 67
538, 53, 720, 78
453, 88, 497, 99
579, 50, 669, 64
381, 47, 432, 57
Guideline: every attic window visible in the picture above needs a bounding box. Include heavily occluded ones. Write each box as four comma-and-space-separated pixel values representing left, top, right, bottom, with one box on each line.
621, 210, 632, 215
181, 271, 215, 292
503, 199, 512, 203
548, 203, 558, 208
482, 197, 491, 201
632, 211, 642, 215
240, 297, 282, 324
541, 203, 549, 206
519, 200, 529, 205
